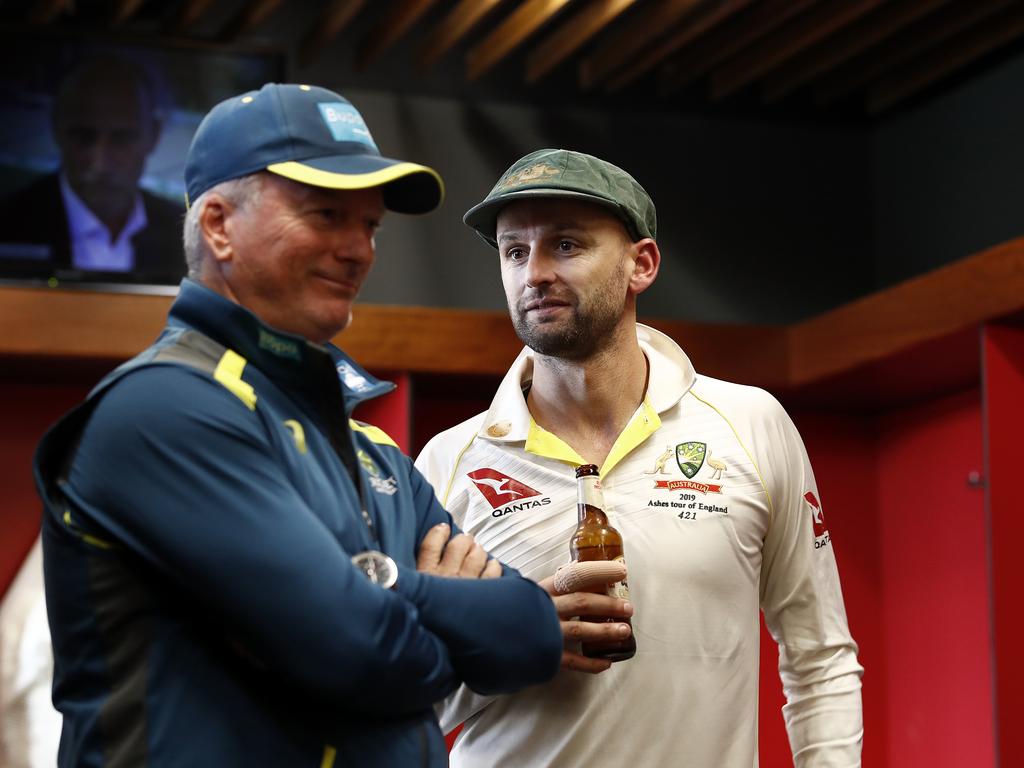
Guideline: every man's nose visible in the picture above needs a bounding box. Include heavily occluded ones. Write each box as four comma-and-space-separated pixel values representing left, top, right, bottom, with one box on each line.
331, 223, 376, 262
81, 136, 115, 176
524, 250, 556, 287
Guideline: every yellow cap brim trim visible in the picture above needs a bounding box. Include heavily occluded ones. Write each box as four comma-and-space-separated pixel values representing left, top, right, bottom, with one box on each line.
266, 160, 444, 202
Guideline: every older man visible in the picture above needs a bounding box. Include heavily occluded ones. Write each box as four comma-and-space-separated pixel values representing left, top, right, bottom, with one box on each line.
416, 149, 864, 766
33, 85, 561, 767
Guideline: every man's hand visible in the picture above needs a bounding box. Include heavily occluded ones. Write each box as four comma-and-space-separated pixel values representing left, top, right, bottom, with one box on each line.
538, 561, 633, 675
417, 523, 502, 579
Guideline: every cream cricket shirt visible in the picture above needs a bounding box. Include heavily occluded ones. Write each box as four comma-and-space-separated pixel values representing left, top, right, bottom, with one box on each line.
415, 324, 863, 768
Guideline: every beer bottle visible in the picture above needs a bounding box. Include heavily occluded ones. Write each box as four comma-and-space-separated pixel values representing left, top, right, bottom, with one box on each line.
569, 464, 636, 661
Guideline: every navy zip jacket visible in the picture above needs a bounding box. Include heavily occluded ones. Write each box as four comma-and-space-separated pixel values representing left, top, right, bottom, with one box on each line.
33, 280, 562, 767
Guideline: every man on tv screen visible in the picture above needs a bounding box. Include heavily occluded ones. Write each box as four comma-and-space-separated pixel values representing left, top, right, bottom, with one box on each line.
0, 55, 185, 285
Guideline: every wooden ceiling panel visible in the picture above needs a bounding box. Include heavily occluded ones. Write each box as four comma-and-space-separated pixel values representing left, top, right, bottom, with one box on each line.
110, 0, 145, 26
418, 0, 508, 68
577, 0, 705, 90
217, 0, 285, 43
605, 0, 752, 93
28, 0, 71, 25
357, 0, 441, 69
709, 0, 886, 101
761, 0, 954, 103
166, 0, 217, 34
657, 0, 819, 97
526, 0, 638, 84
866, 1, 1024, 113
815, 0, 1016, 106
465, 0, 573, 82
299, 0, 368, 67
14, 0, 1024, 120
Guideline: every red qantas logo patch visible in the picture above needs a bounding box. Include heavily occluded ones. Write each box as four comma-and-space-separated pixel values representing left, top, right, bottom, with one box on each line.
804, 491, 828, 538
468, 469, 542, 508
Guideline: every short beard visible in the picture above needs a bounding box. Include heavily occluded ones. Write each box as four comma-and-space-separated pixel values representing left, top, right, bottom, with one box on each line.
511, 258, 627, 361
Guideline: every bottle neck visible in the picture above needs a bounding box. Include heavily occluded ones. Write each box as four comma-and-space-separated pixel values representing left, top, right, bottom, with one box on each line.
576, 474, 609, 523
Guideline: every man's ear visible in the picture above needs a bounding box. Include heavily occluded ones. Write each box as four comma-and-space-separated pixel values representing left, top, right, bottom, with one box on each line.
198, 194, 235, 264
628, 238, 660, 295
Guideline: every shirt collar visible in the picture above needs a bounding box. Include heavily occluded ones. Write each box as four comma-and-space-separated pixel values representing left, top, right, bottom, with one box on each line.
476, 322, 696, 444
59, 172, 147, 245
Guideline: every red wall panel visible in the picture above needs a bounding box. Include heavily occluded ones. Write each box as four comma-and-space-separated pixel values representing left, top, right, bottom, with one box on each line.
0, 383, 90, 594
778, 411, 886, 767
876, 389, 992, 768
983, 323, 1024, 767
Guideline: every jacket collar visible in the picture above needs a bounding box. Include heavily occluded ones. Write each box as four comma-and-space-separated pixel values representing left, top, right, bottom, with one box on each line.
167, 279, 394, 411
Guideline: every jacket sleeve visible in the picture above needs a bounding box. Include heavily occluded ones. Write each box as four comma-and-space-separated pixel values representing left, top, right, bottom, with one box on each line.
60, 367, 458, 717
414, 433, 509, 731
756, 393, 864, 766
394, 464, 562, 696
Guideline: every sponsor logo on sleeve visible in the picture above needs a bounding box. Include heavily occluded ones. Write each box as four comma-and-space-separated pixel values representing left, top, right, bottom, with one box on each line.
804, 490, 830, 548
467, 468, 551, 517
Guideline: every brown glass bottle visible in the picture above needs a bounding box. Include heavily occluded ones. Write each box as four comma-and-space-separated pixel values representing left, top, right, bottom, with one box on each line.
569, 464, 636, 661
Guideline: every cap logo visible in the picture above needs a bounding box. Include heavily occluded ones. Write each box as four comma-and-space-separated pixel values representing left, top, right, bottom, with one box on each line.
317, 102, 378, 149
500, 162, 560, 190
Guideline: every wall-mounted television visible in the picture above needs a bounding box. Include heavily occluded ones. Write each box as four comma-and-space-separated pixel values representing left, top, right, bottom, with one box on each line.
0, 33, 283, 293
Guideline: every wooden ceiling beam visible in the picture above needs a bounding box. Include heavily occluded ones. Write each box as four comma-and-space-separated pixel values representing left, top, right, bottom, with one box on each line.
465, 0, 573, 82
815, 0, 1015, 106
417, 0, 508, 68
109, 0, 145, 26
658, 0, 817, 97
867, 2, 1024, 114
710, 0, 885, 101
218, 0, 285, 43
578, 0, 703, 91
526, 0, 638, 84
606, 0, 752, 94
357, 0, 441, 69
166, 0, 217, 34
762, 0, 953, 103
28, 0, 72, 24
299, 0, 367, 68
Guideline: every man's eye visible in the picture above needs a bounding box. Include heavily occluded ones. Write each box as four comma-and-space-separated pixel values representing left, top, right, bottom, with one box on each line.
505, 248, 526, 261
557, 240, 575, 252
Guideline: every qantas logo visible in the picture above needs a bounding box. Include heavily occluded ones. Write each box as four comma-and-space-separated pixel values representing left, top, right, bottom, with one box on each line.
467, 469, 551, 517
804, 490, 831, 548
468, 468, 541, 508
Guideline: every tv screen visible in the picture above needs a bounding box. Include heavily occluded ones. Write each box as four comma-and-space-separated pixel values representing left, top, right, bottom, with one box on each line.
0, 33, 283, 292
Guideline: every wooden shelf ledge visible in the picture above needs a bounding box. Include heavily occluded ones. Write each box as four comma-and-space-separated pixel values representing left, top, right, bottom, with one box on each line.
2, 235, 1022, 391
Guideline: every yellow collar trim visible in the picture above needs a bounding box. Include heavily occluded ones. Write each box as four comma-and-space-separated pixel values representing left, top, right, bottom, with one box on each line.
525, 419, 585, 465
523, 396, 661, 475
602, 397, 661, 475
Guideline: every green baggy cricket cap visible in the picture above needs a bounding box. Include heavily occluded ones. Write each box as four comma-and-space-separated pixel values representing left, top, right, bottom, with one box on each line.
463, 148, 656, 247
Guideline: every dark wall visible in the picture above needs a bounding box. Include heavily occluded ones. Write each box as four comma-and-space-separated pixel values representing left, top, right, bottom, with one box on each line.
300, 34, 1024, 326
333, 89, 874, 325
871, 48, 1024, 289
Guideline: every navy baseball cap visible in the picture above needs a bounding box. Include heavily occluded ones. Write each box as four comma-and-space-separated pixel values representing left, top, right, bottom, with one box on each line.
184, 83, 444, 214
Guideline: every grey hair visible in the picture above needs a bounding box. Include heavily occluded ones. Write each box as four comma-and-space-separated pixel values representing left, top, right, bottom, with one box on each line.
182, 174, 264, 279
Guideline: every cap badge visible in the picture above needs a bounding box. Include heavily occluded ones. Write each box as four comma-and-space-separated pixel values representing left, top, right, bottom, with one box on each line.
500, 163, 560, 189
